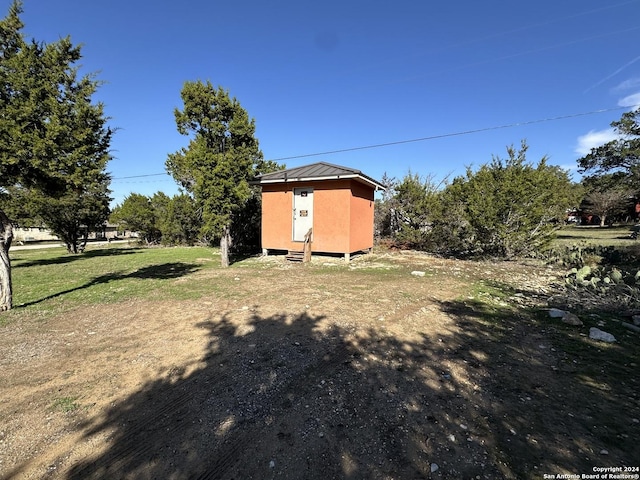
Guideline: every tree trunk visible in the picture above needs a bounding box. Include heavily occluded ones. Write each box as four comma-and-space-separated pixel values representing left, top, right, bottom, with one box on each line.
600, 215, 607, 227
0, 209, 14, 311
220, 225, 231, 268
79, 230, 88, 253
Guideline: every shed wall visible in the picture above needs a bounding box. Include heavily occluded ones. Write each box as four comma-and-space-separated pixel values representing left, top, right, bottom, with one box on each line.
261, 179, 375, 254
349, 180, 375, 252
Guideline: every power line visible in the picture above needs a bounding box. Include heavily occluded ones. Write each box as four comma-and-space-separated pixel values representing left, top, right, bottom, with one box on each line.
111, 179, 174, 184
268, 106, 627, 162
111, 172, 169, 180
109, 105, 627, 177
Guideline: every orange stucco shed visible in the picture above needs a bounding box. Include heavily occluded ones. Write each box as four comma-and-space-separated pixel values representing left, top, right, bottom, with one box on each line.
254, 162, 385, 260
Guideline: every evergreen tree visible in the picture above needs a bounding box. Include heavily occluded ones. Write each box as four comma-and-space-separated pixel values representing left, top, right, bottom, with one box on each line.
0, 1, 112, 310
393, 173, 442, 248
3, 181, 110, 253
159, 194, 201, 246
578, 109, 640, 191
435, 141, 581, 258
373, 173, 398, 240
166, 81, 272, 267
110, 193, 161, 244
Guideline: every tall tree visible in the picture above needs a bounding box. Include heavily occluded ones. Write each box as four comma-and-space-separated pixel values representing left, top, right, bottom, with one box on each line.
166, 81, 269, 267
0, 1, 112, 309
578, 108, 640, 190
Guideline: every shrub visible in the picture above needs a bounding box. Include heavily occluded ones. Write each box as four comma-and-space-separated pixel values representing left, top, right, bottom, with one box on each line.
431, 141, 581, 258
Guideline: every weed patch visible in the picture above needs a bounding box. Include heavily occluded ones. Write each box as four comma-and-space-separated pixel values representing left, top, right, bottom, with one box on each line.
51, 397, 79, 413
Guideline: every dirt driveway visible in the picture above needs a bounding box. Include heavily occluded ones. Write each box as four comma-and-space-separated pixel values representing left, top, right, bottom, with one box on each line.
1, 252, 638, 479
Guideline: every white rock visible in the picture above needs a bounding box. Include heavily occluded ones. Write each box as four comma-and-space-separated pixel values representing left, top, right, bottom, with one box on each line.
600, 449, 609, 455
269, 460, 275, 468
411, 271, 426, 277
589, 327, 616, 343
549, 308, 566, 318
430, 463, 439, 473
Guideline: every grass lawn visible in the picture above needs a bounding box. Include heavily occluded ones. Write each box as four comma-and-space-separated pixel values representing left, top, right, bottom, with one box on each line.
552, 225, 640, 268
554, 224, 639, 247
4, 244, 223, 324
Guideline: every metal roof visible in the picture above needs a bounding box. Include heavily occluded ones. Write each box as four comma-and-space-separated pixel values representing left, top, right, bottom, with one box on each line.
254, 162, 385, 190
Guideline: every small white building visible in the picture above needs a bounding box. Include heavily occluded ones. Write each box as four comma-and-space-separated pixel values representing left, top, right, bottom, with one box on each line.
13, 226, 59, 242
13, 223, 138, 243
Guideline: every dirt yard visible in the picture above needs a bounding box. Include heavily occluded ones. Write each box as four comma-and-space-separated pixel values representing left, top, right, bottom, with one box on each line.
1, 251, 638, 479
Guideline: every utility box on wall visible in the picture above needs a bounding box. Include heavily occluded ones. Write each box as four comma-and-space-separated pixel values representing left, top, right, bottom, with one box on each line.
253, 162, 385, 260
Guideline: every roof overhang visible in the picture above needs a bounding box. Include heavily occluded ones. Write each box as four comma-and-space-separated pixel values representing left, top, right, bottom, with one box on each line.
253, 174, 386, 191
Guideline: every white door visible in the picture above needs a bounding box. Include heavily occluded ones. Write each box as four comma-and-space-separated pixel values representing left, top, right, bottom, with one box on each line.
293, 188, 314, 242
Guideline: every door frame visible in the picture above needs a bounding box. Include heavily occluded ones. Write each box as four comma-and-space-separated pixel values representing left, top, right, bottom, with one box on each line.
292, 187, 314, 242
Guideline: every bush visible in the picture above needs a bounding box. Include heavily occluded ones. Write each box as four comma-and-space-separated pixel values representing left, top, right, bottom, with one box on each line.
375, 172, 442, 250
431, 141, 581, 258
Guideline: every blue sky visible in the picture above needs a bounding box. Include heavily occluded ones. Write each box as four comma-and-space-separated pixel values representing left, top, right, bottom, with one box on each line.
10, 0, 640, 205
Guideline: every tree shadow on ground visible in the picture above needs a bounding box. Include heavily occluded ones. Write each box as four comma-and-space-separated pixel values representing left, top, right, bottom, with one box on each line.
435, 297, 640, 478
11, 247, 141, 269
63, 310, 465, 480
17, 262, 199, 308
15, 287, 636, 478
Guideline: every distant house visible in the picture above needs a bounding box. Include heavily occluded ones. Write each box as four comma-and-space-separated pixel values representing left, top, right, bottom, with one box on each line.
253, 162, 385, 261
90, 222, 137, 240
13, 223, 138, 243
12, 226, 59, 243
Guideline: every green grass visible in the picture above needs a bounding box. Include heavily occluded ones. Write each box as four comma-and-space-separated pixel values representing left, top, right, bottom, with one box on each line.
51, 396, 80, 413
549, 225, 640, 269
469, 280, 513, 303
3, 244, 223, 323
554, 225, 639, 248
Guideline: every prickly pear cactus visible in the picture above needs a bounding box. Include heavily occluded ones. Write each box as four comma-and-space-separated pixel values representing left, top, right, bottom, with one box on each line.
576, 266, 591, 282
563, 265, 640, 312
610, 268, 623, 283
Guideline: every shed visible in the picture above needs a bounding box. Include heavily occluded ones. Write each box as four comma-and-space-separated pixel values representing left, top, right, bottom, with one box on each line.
253, 162, 385, 261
